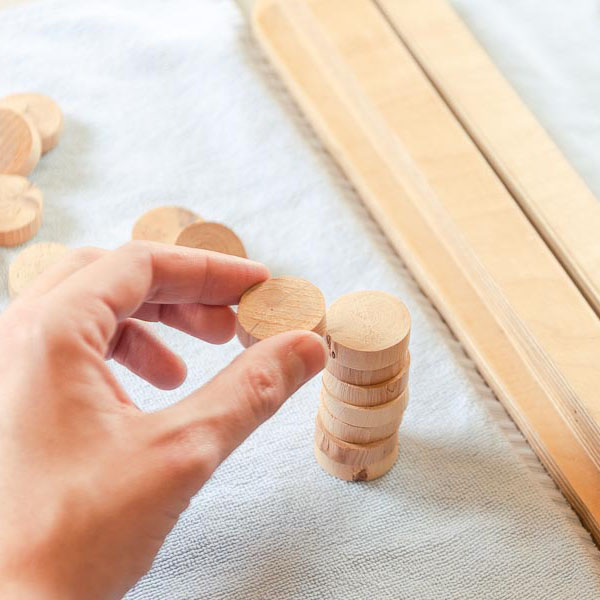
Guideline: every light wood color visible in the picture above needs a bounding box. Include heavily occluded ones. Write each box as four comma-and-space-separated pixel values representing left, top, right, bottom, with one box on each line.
314, 412, 397, 466
322, 353, 409, 407
314, 439, 398, 481
322, 386, 408, 428
132, 206, 200, 244
326, 354, 403, 386
0, 93, 63, 154
0, 175, 43, 247
325, 290, 410, 369
250, 0, 600, 540
175, 221, 247, 258
377, 0, 600, 317
0, 107, 41, 175
9, 241, 69, 297
318, 398, 401, 444
236, 275, 326, 346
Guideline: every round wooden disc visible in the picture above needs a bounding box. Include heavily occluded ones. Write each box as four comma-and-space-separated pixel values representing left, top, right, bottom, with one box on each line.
236, 276, 326, 347
314, 440, 398, 482
322, 386, 408, 428
0, 93, 63, 154
314, 413, 398, 466
9, 242, 69, 298
326, 354, 405, 386
132, 206, 200, 244
323, 353, 410, 407
0, 175, 43, 247
318, 399, 402, 444
326, 291, 411, 370
0, 107, 41, 176
175, 221, 247, 258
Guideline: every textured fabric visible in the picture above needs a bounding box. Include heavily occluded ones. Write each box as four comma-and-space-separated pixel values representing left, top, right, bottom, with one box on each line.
0, 1, 599, 598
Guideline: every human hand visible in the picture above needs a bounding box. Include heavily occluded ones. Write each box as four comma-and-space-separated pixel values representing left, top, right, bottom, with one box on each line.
0, 242, 326, 599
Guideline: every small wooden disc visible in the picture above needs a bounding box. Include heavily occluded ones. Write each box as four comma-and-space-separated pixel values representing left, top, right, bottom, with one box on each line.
132, 206, 200, 244
318, 398, 402, 444
9, 242, 69, 298
0, 175, 43, 247
326, 291, 411, 369
323, 353, 410, 407
175, 221, 247, 258
0, 93, 63, 154
322, 386, 408, 428
314, 413, 398, 466
236, 276, 326, 347
326, 354, 405, 385
0, 107, 41, 176
314, 440, 398, 481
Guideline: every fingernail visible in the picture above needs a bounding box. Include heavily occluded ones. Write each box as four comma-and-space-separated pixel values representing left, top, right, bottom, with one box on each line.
287, 332, 327, 386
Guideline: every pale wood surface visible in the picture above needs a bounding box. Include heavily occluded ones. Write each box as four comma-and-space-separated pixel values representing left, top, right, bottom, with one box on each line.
132, 206, 199, 244
0, 174, 43, 247
0, 107, 41, 176
325, 354, 403, 386
175, 221, 247, 258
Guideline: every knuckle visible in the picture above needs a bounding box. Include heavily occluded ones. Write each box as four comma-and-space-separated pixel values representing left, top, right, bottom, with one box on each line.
241, 363, 283, 422
68, 245, 103, 266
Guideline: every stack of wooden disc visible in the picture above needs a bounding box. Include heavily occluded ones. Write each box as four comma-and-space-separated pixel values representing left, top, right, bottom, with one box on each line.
315, 291, 411, 481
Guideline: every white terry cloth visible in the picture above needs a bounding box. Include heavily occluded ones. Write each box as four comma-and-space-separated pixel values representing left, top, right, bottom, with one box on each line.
0, 1, 599, 599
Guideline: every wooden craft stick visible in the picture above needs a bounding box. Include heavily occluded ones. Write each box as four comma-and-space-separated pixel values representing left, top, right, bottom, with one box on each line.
0, 107, 41, 176
314, 412, 397, 466
318, 398, 402, 444
175, 221, 247, 258
322, 353, 409, 407
0, 93, 63, 154
322, 386, 408, 428
314, 440, 398, 482
0, 175, 43, 247
236, 275, 326, 346
325, 354, 404, 386
325, 290, 410, 369
132, 206, 200, 244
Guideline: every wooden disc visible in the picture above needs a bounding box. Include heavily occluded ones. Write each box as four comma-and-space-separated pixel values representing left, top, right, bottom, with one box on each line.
0, 175, 43, 247
0, 93, 63, 154
236, 276, 326, 347
318, 398, 402, 444
314, 440, 398, 481
175, 221, 247, 258
315, 413, 398, 466
322, 386, 408, 428
326, 291, 411, 369
326, 354, 405, 385
0, 107, 41, 176
323, 353, 410, 407
132, 206, 200, 244
9, 242, 69, 298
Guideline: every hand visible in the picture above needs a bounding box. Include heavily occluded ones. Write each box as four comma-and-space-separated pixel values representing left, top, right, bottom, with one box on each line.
0, 242, 326, 599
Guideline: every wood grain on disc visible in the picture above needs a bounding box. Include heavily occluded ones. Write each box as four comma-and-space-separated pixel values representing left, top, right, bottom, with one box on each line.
9, 242, 69, 298
326, 291, 411, 369
175, 221, 246, 258
236, 276, 326, 347
0, 175, 43, 247
326, 354, 404, 386
0, 107, 41, 176
132, 206, 200, 244
0, 93, 64, 154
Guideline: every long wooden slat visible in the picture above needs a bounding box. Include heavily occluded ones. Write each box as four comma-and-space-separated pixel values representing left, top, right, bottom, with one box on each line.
377, 0, 600, 316
248, 0, 600, 540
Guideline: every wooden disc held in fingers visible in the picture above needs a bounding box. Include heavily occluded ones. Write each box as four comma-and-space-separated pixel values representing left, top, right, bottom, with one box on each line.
175, 221, 247, 258
9, 242, 69, 298
314, 413, 397, 466
326, 291, 410, 369
0, 93, 63, 154
322, 386, 408, 428
0, 107, 41, 176
0, 175, 43, 247
315, 440, 398, 481
326, 354, 404, 385
132, 206, 200, 244
323, 353, 410, 406
318, 399, 401, 444
236, 276, 326, 347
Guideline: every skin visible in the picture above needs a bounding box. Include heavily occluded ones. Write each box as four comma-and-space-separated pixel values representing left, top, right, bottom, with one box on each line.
0, 241, 326, 599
